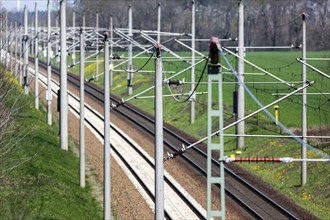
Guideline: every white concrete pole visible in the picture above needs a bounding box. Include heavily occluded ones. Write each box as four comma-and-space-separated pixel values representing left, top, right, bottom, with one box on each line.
9, 22, 12, 73
34, 3, 39, 110
56, 18, 59, 63
19, 26, 23, 86
157, 2, 161, 43
79, 15, 86, 188
23, 5, 29, 94
237, 0, 245, 148
47, 0, 52, 125
154, 47, 164, 220
72, 11, 75, 64
5, 11, 8, 69
110, 15, 113, 86
0, 8, 2, 64
103, 32, 111, 220
30, 22, 34, 57
9, 22, 16, 75
60, 0, 68, 150
301, 13, 307, 186
95, 12, 99, 80
190, 0, 196, 124
127, 5, 133, 95
14, 22, 18, 78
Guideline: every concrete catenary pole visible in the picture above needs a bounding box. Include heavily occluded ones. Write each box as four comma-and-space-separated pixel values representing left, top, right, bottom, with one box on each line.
10, 22, 14, 74
7, 21, 10, 71
7, 20, 11, 71
5, 11, 8, 69
34, 3, 39, 110
154, 46, 164, 220
9, 22, 12, 72
47, 0, 52, 125
19, 25, 23, 86
72, 11, 75, 64
14, 22, 18, 78
56, 18, 59, 63
110, 15, 113, 86
8, 18, 11, 71
80, 15, 86, 188
0, 7, 2, 64
0, 6, 2, 64
127, 5, 133, 95
157, 2, 161, 43
301, 13, 307, 186
95, 12, 99, 80
103, 32, 111, 220
236, 0, 245, 148
60, 0, 68, 150
23, 5, 29, 94
30, 21, 34, 57
190, 0, 196, 124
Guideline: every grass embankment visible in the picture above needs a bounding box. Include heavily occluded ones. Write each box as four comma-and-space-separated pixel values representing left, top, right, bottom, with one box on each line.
0, 72, 102, 219
67, 50, 329, 219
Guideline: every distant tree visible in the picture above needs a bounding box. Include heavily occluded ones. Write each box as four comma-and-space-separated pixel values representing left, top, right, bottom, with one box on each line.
7, 0, 329, 51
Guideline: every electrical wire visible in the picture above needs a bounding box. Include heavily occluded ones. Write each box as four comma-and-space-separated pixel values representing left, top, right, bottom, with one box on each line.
220, 47, 329, 159
131, 49, 157, 73
166, 55, 209, 103
271, 14, 301, 28
116, 49, 157, 75
264, 60, 297, 71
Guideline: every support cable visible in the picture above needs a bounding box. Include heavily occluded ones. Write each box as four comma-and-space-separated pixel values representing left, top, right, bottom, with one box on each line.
219, 48, 329, 160
111, 57, 207, 109
223, 156, 330, 163
164, 49, 330, 161
127, 48, 157, 74
165, 55, 209, 103
297, 58, 330, 80
223, 47, 293, 87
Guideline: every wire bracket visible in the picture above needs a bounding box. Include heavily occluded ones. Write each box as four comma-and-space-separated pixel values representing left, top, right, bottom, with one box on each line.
163, 144, 186, 161
111, 98, 125, 109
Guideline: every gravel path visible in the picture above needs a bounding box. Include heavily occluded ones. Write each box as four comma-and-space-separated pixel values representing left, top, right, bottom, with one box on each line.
33, 74, 154, 219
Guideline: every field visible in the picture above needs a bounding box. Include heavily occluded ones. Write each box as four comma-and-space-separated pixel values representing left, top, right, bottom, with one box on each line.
60, 49, 330, 218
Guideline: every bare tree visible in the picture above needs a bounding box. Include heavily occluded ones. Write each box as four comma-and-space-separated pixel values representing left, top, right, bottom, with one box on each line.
9, 0, 329, 50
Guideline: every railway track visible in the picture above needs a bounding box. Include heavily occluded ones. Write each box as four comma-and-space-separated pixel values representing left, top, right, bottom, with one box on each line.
33, 58, 302, 219
30, 60, 207, 220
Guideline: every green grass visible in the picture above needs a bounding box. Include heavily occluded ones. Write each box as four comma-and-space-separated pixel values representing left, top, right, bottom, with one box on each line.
0, 74, 102, 219
232, 138, 330, 219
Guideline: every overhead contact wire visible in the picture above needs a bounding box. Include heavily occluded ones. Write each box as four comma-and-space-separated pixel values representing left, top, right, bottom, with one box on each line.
166, 55, 209, 103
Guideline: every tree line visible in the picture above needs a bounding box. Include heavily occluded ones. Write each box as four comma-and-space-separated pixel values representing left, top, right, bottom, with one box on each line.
4, 0, 330, 51
72, 0, 330, 51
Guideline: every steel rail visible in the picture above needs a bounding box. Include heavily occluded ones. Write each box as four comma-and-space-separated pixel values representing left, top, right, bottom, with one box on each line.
33, 59, 205, 220
72, 74, 298, 219
34, 58, 300, 219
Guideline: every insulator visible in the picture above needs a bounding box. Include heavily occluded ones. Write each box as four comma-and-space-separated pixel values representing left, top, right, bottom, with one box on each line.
210, 49, 219, 64
209, 37, 221, 64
